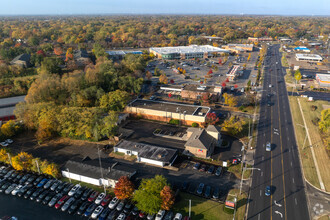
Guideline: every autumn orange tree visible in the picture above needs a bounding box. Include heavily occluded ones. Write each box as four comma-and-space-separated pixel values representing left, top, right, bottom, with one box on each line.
12, 152, 33, 171
160, 185, 175, 210
114, 176, 135, 200
159, 74, 168, 84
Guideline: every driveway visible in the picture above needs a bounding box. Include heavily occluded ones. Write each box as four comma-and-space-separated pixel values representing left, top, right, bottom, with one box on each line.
212, 134, 243, 162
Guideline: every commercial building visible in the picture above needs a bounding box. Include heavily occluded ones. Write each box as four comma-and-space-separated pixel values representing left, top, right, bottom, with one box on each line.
61, 157, 136, 187
149, 45, 230, 60
295, 54, 323, 62
106, 50, 142, 60
0, 95, 25, 122
159, 84, 222, 102
223, 44, 254, 53
315, 74, 330, 87
184, 125, 221, 158
114, 140, 178, 167
248, 37, 273, 42
125, 99, 210, 126
294, 46, 311, 53
226, 65, 243, 81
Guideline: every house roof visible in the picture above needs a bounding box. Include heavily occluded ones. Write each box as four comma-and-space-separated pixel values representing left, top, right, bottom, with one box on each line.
206, 125, 221, 133
185, 128, 214, 150
62, 158, 136, 181
74, 49, 89, 59
115, 140, 178, 163
10, 53, 30, 63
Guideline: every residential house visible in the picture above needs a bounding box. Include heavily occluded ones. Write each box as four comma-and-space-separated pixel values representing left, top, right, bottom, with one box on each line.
10, 54, 31, 68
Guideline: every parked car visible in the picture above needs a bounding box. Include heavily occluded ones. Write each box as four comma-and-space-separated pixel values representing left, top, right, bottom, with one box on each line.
116, 201, 125, 211
68, 184, 81, 196
12, 173, 23, 183
212, 187, 220, 199
77, 201, 91, 215
196, 183, 204, 195
67, 199, 82, 214
37, 178, 48, 188
116, 213, 126, 220
4, 170, 14, 179
108, 197, 119, 209
62, 183, 74, 195
91, 205, 104, 219
11, 184, 23, 196
17, 184, 32, 197
164, 211, 174, 220
24, 187, 36, 199
33, 176, 44, 186
55, 195, 69, 209
207, 166, 215, 174
19, 174, 31, 185
99, 207, 111, 220
88, 191, 99, 202
84, 203, 97, 217
25, 175, 36, 185
50, 180, 61, 191
101, 194, 112, 206
5, 183, 17, 194
130, 206, 139, 216
155, 210, 165, 220
30, 188, 44, 200
193, 162, 200, 170
42, 191, 56, 205
107, 209, 118, 220
181, 182, 189, 191
147, 213, 155, 220
7, 172, 18, 181
61, 197, 75, 212
43, 179, 55, 189
36, 190, 49, 202
48, 193, 63, 207
123, 202, 132, 214
215, 167, 222, 176
74, 186, 86, 199
204, 186, 211, 198
95, 192, 106, 205
199, 164, 207, 172
81, 188, 93, 201
55, 182, 68, 193
173, 213, 183, 220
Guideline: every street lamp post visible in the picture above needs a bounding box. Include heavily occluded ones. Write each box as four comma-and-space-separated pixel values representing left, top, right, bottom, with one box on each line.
239, 167, 261, 195
232, 197, 237, 220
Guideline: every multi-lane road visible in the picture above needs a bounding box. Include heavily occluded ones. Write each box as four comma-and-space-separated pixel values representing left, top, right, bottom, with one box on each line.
247, 44, 310, 220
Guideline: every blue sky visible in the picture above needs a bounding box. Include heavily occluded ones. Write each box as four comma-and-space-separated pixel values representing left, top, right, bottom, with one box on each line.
0, 0, 329, 16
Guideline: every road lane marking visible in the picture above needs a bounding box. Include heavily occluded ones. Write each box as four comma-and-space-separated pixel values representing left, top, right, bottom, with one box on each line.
295, 198, 297, 205
262, 156, 264, 160
261, 171, 263, 176
292, 178, 295, 183
291, 162, 293, 167
258, 214, 261, 220
260, 190, 262, 196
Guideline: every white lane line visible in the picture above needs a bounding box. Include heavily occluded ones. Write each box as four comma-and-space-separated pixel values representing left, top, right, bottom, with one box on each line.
292, 178, 295, 183
295, 198, 297, 205
264, 133, 265, 137
260, 190, 262, 196
261, 171, 263, 177
258, 214, 261, 220
286, 128, 288, 131
288, 137, 290, 141
262, 156, 264, 160
291, 162, 293, 167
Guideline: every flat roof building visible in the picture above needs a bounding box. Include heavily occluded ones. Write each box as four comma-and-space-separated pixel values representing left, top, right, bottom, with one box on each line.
150, 45, 230, 60
114, 140, 178, 167
295, 54, 323, 62
106, 50, 142, 60
223, 44, 254, 52
226, 65, 242, 81
125, 99, 210, 125
294, 46, 311, 53
316, 74, 330, 87
0, 95, 26, 122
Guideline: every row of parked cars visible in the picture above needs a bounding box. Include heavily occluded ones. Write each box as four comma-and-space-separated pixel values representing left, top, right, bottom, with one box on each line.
0, 139, 13, 147
0, 165, 188, 220
192, 162, 223, 176
181, 181, 221, 201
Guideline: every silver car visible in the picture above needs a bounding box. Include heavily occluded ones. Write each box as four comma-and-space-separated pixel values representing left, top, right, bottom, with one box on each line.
61, 197, 75, 212
5, 183, 17, 194
266, 142, 271, 151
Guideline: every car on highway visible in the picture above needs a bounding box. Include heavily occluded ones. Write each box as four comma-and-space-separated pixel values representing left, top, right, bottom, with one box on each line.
265, 186, 271, 196
109, 197, 120, 209
196, 183, 204, 195
95, 192, 106, 205
76, 201, 91, 215
55, 195, 69, 209
68, 184, 80, 196
61, 197, 75, 212
91, 205, 104, 219
48, 193, 63, 207
266, 142, 272, 151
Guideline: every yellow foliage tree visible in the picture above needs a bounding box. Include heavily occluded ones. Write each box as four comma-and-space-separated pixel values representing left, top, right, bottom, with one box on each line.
0, 148, 10, 164
159, 74, 168, 84
12, 152, 33, 171
0, 120, 16, 137
44, 163, 60, 178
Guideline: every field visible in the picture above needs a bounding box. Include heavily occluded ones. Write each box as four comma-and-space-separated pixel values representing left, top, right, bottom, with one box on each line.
172, 190, 247, 220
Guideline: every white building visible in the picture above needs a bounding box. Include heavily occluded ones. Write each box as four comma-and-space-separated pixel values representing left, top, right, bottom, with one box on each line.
316, 74, 330, 87
114, 140, 178, 167
295, 54, 323, 62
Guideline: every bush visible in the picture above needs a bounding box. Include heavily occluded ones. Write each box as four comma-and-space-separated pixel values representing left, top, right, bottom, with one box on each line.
169, 119, 180, 125
310, 105, 317, 111
191, 122, 198, 127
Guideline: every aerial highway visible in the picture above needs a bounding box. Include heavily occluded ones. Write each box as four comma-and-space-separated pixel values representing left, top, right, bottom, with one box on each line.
247, 44, 310, 220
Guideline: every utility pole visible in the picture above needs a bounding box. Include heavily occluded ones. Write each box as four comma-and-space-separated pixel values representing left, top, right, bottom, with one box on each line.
189, 199, 191, 218
239, 167, 261, 195
98, 146, 106, 194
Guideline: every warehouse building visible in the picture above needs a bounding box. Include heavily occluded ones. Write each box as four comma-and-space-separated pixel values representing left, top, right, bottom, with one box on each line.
316, 74, 330, 87
295, 54, 323, 62
294, 46, 311, 53
149, 45, 230, 60
114, 140, 178, 167
106, 50, 142, 60
125, 99, 210, 126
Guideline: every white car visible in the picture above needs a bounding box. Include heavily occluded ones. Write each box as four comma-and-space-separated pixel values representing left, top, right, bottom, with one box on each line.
174, 213, 183, 220
68, 184, 80, 196
116, 213, 126, 220
269, 84, 272, 88
155, 210, 165, 220
266, 142, 272, 151
108, 197, 119, 209
91, 205, 104, 219
0, 142, 8, 147
5, 139, 13, 144
11, 184, 23, 196
95, 192, 106, 205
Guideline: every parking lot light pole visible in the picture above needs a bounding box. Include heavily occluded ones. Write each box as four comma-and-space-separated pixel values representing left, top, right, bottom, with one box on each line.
239, 167, 261, 195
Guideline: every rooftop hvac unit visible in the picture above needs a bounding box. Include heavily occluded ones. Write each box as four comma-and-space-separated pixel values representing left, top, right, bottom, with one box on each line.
198, 112, 204, 116
197, 86, 206, 91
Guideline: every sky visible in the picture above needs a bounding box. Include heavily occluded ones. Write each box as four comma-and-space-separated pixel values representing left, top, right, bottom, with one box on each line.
0, 0, 329, 16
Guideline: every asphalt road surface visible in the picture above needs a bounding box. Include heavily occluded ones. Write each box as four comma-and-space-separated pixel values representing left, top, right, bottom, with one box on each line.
247, 44, 310, 220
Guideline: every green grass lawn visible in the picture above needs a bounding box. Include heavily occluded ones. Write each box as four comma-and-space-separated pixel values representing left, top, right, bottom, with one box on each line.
172, 191, 247, 220
228, 164, 252, 179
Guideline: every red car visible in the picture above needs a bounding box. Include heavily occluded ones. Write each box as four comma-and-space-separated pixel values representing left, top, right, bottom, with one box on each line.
54, 195, 69, 209
139, 212, 146, 218
101, 194, 112, 206
88, 191, 99, 202
184, 217, 191, 220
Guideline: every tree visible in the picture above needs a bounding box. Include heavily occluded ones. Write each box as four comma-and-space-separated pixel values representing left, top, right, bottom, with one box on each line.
222, 116, 245, 135
159, 74, 168, 84
12, 152, 33, 171
39, 57, 63, 75
114, 176, 135, 200
99, 90, 130, 112
54, 47, 63, 56
43, 162, 60, 178
0, 120, 18, 137
93, 43, 108, 59
146, 71, 153, 80
319, 109, 330, 133
160, 185, 175, 210
65, 48, 73, 61
133, 175, 169, 214
206, 112, 220, 125
223, 93, 237, 107
0, 148, 10, 164
294, 69, 302, 82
